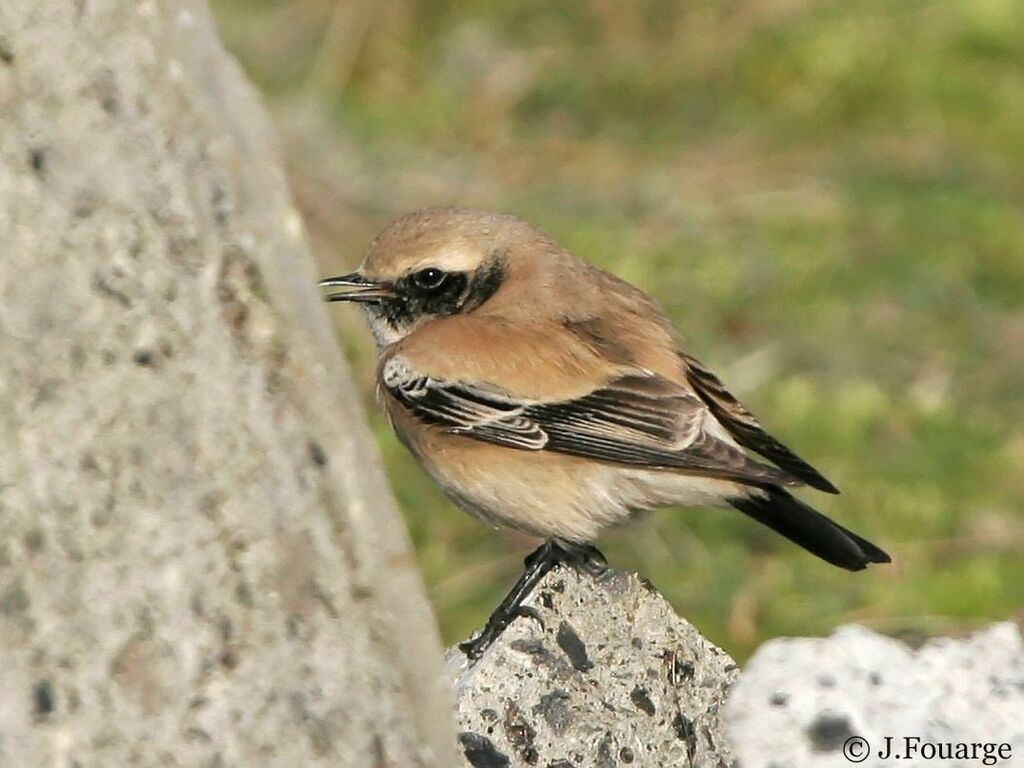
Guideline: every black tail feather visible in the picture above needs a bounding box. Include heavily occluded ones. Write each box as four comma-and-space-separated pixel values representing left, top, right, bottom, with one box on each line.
729, 488, 890, 571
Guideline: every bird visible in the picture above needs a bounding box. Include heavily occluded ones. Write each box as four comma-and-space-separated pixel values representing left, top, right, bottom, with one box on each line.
320, 207, 890, 659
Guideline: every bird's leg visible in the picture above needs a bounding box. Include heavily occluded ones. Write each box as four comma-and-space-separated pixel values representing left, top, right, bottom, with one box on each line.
459, 540, 560, 660
459, 539, 607, 661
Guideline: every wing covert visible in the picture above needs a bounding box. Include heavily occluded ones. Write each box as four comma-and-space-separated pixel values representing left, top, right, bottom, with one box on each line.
382, 355, 800, 487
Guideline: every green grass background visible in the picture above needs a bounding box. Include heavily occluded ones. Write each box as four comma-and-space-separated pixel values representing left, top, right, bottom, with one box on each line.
212, 0, 1024, 659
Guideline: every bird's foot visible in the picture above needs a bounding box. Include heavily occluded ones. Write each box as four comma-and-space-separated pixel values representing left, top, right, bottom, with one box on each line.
458, 605, 544, 660
458, 629, 494, 661
460, 539, 607, 662
556, 539, 608, 579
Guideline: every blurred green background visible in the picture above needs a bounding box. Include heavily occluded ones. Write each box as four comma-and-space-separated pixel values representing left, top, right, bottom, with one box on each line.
211, 0, 1024, 659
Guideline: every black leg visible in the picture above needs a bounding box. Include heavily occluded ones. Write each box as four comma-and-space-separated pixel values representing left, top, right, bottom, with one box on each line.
459, 539, 607, 661
555, 539, 608, 578
459, 540, 560, 660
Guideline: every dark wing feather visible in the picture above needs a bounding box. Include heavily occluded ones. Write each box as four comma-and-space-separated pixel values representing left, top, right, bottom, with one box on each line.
680, 352, 839, 494
729, 489, 890, 570
383, 361, 547, 450
382, 356, 800, 488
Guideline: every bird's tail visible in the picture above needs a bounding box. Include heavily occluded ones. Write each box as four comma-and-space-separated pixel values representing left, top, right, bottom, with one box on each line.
728, 488, 890, 571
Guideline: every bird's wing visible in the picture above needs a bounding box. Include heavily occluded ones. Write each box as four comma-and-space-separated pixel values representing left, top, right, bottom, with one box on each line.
680, 352, 839, 494
382, 354, 802, 488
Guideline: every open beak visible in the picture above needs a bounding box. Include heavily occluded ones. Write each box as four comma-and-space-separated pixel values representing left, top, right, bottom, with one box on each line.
318, 273, 395, 304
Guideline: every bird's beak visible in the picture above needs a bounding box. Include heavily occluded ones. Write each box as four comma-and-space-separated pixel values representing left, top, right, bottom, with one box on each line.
318, 273, 395, 304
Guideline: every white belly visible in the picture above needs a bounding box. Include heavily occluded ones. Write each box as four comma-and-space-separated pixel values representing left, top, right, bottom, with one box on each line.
428, 451, 743, 543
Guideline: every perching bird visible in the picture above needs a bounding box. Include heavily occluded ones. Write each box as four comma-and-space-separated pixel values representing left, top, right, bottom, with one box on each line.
321, 207, 890, 658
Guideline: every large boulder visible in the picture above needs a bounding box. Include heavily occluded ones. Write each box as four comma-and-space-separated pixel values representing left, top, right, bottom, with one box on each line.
0, 1, 456, 765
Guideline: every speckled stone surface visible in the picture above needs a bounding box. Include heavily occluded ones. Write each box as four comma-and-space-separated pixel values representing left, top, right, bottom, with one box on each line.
725, 622, 1024, 768
448, 565, 739, 768
0, 1, 455, 764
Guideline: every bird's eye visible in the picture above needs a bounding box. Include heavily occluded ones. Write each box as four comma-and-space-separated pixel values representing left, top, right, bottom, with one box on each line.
412, 268, 447, 290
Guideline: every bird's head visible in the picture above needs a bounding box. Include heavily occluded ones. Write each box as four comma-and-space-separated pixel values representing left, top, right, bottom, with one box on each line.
320, 208, 545, 347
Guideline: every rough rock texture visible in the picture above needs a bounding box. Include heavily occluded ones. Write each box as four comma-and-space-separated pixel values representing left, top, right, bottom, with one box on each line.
0, 1, 457, 765
448, 565, 739, 768
726, 622, 1024, 768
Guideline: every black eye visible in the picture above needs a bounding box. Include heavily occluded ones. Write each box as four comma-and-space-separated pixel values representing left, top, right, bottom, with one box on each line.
412, 268, 447, 290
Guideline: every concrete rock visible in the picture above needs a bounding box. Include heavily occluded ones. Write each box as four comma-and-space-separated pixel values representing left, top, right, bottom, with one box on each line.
448, 565, 739, 768
725, 622, 1024, 768
0, 1, 456, 765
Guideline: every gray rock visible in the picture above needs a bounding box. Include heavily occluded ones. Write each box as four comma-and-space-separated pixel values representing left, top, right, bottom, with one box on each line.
725, 622, 1024, 768
448, 565, 738, 768
0, 1, 456, 765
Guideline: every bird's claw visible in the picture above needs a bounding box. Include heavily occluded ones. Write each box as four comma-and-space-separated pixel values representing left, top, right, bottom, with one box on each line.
514, 604, 544, 627
459, 540, 607, 663
459, 604, 547, 661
